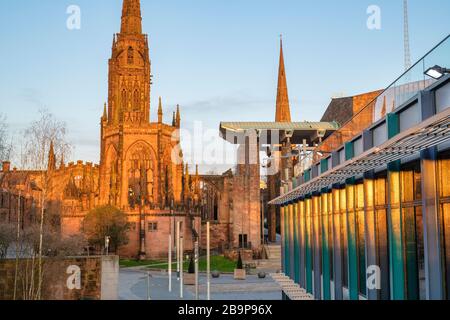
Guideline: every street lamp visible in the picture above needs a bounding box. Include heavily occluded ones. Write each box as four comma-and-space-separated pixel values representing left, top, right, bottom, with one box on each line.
424, 65, 450, 80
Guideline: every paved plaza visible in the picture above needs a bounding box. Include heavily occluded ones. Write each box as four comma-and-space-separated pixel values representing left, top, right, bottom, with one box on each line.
119, 268, 282, 300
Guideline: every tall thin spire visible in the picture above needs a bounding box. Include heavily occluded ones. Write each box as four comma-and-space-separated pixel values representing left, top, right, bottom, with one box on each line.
275, 36, 292, 122
158, 97, 163, 123
172, 112, 176, 127
175, 104, 181, 128
48, 141, 56, 171
103, 102, 107, 120
121, 0, 142, 35
59, 153, 65, 170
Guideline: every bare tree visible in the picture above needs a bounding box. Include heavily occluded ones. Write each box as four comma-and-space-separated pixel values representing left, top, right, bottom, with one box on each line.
19, 108, 72, 299
0, 113, 13, 162
21, 108, 71, 170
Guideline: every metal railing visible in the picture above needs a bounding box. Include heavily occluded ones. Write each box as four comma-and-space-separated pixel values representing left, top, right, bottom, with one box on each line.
302, 34, 450, 168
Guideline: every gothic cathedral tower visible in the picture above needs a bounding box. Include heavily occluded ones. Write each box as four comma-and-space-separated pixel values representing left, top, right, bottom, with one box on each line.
99, 0, 184, 216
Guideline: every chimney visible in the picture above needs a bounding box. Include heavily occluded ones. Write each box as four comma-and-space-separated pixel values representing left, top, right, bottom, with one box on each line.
2, 161, 10, 172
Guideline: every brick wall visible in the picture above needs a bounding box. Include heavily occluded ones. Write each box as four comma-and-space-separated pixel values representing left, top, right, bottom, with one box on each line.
0, 256, 118, 300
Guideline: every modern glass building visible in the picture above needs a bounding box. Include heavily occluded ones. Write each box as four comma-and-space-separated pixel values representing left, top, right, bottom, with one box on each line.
270, 35, 450, 300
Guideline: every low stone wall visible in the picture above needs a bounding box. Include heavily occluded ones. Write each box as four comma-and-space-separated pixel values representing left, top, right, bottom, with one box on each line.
224, 249, 253, 263
0, 255, 118, 300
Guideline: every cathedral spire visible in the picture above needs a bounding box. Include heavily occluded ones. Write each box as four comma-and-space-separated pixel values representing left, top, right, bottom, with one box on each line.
172, 112, 176, 127
103, 102, 108, 121
175, 104, 181, 128
275, 36, 292, 122
59, 153, 65, 170
158, 97, 163, 123
48, 141, 56, 171
121, 0, 142, 35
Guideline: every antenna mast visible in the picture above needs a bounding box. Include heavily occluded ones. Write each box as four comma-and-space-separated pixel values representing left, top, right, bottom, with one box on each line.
403, 0, 412, 71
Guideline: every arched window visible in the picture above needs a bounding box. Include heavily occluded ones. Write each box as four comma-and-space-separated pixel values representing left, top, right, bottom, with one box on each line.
127, 47, 134, 64
121, 89, 127, 111
127, 144, 154, 207
133, 89, 140, 111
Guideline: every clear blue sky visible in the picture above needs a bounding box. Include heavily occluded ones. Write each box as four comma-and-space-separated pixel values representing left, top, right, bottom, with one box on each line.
0, 0, 449, 170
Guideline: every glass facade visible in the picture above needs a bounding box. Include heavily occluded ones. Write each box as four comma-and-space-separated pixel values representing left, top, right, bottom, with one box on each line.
279, 156, 449, 300
275, 67, 450, 300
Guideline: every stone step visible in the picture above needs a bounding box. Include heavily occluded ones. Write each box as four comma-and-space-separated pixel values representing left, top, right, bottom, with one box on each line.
264, 245, 282, 260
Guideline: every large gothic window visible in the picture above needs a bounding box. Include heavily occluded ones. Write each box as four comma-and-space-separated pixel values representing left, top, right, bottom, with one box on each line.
127, 143, 154, 208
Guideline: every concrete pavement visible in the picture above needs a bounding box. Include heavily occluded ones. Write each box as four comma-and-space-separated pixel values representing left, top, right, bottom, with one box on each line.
119, 268, 282, 300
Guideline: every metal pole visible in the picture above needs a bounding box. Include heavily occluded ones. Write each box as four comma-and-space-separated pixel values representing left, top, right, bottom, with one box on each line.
168, 200, 173, 292
176, 221, 180, 280
207, 221, 211, 300
168, 233, 172, 292
180, 236, 184, 299
195, 238, 199, 300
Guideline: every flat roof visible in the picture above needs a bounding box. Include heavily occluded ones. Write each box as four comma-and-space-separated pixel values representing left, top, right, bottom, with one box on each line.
219, 121, 339, 145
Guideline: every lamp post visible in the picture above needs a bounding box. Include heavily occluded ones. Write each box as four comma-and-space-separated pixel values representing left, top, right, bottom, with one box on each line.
194, 236, 199, 300
180, 234, 184, 299
105, 236, 110, 256
176, 221, 181, 280
206, 221, 211, 300
137, 166, 148, 260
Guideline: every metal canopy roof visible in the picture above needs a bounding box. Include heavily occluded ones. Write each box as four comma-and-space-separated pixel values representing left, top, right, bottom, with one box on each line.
269, 107, 450, 205
219, 121, 339, 145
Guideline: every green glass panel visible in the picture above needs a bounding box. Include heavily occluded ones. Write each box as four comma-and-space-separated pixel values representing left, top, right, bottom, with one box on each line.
304, 169, 311, 182
387, 113, 399, 139
345, 142, 354, 161
321, 159, 329, 174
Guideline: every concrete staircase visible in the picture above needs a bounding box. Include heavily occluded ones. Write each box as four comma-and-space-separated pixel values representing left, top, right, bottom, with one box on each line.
254, 245, 282, 273
265, 244, 281, 260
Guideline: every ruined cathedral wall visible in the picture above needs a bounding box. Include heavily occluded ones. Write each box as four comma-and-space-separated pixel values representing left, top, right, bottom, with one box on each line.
118, 215, 201, 258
